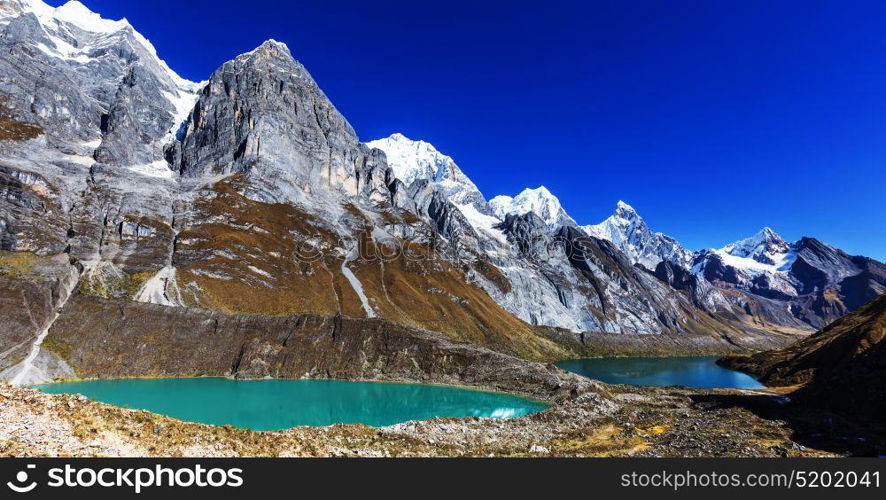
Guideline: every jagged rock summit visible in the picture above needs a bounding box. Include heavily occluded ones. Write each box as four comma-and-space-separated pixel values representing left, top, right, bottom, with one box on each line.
173, 38, 392, 208
582, 200, 694, 270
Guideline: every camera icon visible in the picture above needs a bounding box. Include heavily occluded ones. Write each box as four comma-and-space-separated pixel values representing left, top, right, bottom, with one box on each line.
7, 464, 37, 493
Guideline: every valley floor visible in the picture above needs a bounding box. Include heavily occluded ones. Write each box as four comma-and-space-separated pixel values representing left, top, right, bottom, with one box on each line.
2, 382, 881, 457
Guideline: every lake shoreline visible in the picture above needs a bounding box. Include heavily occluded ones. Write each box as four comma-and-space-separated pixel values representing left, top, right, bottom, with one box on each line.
5, 381, 878, 457
28, 355, 764, 433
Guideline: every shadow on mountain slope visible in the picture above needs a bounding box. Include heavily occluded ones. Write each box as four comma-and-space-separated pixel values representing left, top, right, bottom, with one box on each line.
689, 392, 886, 456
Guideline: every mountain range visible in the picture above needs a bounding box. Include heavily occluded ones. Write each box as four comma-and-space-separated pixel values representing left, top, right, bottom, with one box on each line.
1, 0, 883, 385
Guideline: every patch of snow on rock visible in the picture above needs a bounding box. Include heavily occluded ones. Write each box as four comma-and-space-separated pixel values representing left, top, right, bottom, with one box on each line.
454, 202, 509, 246
127, 160, 175, 179
134, 266, 184, 307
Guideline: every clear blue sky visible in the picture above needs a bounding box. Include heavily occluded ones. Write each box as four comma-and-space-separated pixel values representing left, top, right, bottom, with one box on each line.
69, 0, 885, 259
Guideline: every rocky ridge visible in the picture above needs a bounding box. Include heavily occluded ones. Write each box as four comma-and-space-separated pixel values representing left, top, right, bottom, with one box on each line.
719, 294, 886, 419
693, 231, 886, 328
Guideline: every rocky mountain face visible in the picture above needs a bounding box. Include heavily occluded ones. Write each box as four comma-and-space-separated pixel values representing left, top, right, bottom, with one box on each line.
0, 0, 579, 385
0, 0, 198, 259
173, 40, 392, 207
40, 294, 604, 403
719, 294, 886, 419
0, 1, 881, 385
653, 260, 731, 313
369, 135, 772, 338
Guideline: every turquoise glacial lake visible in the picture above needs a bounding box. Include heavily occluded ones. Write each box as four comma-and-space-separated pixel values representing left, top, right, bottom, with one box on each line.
35, 378, 547, 430
555, 356, 763, 389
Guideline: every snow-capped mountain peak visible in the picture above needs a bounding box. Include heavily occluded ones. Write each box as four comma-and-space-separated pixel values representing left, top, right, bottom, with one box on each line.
1, 0, 203, 173
610, 200, 643, 222
721, 227, 791, 265
583, 201, 647, 241
366, 133, 449, 187
690, 227, 796, 291
366, 133, 487, 209
7, 0, 197, 91
489, 186, 576, 228
615, 199, 636, 213
28, 0, 129, 33
583, 201, 693, 270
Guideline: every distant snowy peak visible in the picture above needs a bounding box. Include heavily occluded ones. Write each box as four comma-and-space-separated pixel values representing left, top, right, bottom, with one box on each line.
582, 200, 643, 243
721, 227, 791, 265
366, 133, 487, 209
697, 227, 797, 277
583, 201, 693, 270
489, 186, 576, 228
366, 133, 451, 187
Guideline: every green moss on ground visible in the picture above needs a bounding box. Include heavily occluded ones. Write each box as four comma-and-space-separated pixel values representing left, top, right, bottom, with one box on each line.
80, 268, 156, 300
0, 251, 40, 279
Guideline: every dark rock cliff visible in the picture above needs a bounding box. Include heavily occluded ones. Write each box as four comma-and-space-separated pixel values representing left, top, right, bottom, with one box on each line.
44, 294, 609, 404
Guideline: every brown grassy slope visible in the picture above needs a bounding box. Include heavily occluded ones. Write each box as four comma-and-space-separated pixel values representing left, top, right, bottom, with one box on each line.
351, 238, 563, 360
175, 178, 347, 316
0, 97, 42, 141
0, 118, 41, 141
174, 176, 567, 361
